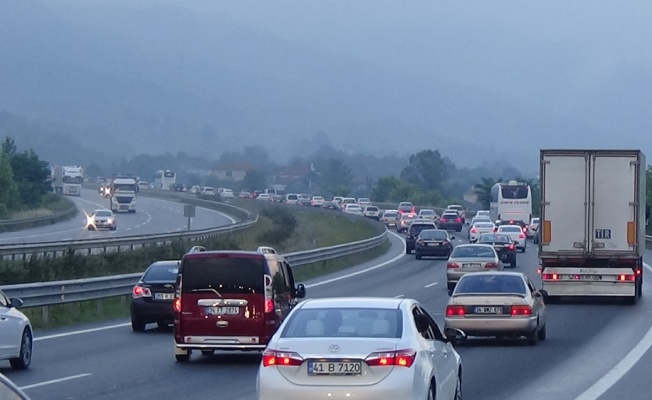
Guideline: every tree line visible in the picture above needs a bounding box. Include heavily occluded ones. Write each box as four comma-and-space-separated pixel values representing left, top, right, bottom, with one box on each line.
0, 137, 53, 218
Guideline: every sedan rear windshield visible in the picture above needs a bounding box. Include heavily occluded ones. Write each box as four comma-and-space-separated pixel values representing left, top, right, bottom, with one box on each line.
500, 226, 522, 233
478, 234, 511, 243
419, 230, 447, 240
144, 262, 180, 281
383, 212, 398, 217
451, 246, 496, 258
475, 223, 494, 229
95, 211, 112, 217
181, 256, 265, 294
366, 206, 379, 211
281, 308, 403, 338
456, 275, 526, 294
410, 224, 436, 235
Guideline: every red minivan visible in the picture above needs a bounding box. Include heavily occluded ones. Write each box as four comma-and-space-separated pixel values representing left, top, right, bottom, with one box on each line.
173, 246, 306, 362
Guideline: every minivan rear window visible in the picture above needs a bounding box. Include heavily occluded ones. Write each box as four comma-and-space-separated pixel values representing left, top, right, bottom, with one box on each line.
181, 256, 265, 294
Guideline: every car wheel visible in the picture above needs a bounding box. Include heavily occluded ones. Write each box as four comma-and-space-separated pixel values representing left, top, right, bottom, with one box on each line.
415, 253, 422, 260
537, 324, 547, 341
406, 247, 412, 254
427, 382, 436, 400
9, 328, 32, 370
454, 371, 462, 400
527, 328, 539, 346
131, 317, 146, 332
510, 259, 516, 268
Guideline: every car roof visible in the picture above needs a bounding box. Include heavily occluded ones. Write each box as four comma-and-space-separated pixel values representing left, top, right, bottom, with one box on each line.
93, 209, 112, 213
459, 271, 526, 279
498, 225, 522, 229
183, 250, 267, 260
410, 219, 436, 225
454, 243, 494, 249
149, 260, 181, 268
298, 297, 405, 309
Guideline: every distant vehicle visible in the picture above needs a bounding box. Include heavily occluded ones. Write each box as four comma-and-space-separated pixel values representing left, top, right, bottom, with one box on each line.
380, 210, 399, 227
0, 290, 33, 370
51, 165, 83, 196
475, 210, 491, 219
343, 204, 364, 216
201, 187, 216, 196
414, 229, 455, 260
131, 260, 180, 332
256, 297, 465, 400
527, 217, 540, 239
285, 194, 299, 205
489, 181, 532, 227
239, 191, 252, 199
496, 225, 526, 252
170, 183, 185, 192
109, 176, 138, 213
221, 189, 234, 198
154, 170, 176, 190
445, 272, 547, 345
310, 196, 325, 207
138, 181, 149, 190
340, 197, 357, 210
418, 209, 438, 221
445, 205, 466, 222
397, 202, 415, 214
396, 212, 417, 233
86, 209, 117, 230
438, 212, 463, 232
446, 244, 503, 292
256, 193, 272, 201
468, 221, 496, 243
405, 219, 437, 254
477, 233, 517, 268
363, 205, 381, 220
357, 198, 372, 207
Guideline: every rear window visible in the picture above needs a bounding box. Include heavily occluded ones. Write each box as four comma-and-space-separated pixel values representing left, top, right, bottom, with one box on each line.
366, 206, 379, 211
500, 226, 522, 232
420, 210, 434, 215
95, 211, 112, 217
181, 256, 265, 294
442, 213, 459, 218
531, 218, 540, 223
419, 230, 448, 240
383, 211, 398, 217
281, 307, 403, 338
451, 246, 496, 258
475, 223, 494, 229
287, 194, 298, 200
478, 234, 510, 243
144, 262, 179, 281
455, 275, 526, 294
448, 205, 463, 211
410, 224, 436, 235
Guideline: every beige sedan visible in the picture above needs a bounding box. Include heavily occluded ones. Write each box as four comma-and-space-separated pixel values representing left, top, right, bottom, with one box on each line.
444, 271, 547, 345
446, 244, 503, 292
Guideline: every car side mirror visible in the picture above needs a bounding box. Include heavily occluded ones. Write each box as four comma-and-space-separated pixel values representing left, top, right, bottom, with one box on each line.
444, 327, 467, 345
533, 291, 543, 298
9, 297, 23, 309
295, 284, 306, 299
539, 289, 549, 298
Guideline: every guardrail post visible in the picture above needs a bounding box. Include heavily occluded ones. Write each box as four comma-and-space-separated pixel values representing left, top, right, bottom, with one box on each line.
41, 306, 49, 325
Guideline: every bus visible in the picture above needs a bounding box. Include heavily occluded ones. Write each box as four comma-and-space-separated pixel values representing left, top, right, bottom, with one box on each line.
489, 180, 532, 225
154, 170, 176, 190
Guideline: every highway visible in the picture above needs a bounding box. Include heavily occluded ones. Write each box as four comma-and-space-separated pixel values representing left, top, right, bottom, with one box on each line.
0, 189, 236, 245
3, 226, 652, 400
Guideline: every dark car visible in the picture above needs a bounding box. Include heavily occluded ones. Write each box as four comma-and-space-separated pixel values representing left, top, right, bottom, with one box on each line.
173, 246, 306, 362
476, 233, 517, 268
438, 212, 464, 232
405, 220, 438, 254
131, 260, 180, 332
415, 229, 455, 260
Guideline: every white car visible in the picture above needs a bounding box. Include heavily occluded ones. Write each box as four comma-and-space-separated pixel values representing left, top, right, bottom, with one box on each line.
221, 189, 234, 198
496, 225, 526, 252
357, 198, 372, 207
256, 193, 271, 201
363, 205, 381, 220
0, 290, 33, 370
202, 187, 216, 196
310, 196, 325, 207
527, 217, 540, 239
475, 210, 491, 219
256, 297, 465, 400
86, 209, 117, 230
418, 209, 438, 221
343, 204, 363, 215
189, 186, 201, 194
468, 221, 496, 243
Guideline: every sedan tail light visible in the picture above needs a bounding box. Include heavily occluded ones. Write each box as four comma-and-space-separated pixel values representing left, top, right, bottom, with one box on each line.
519, 233, 525, 239
446, 305, 465, 317
485, 262, 498, 269
365, 349, 416, 368
262, 349, 304, 367
447, 262, 459, 269
470, 228, 477, 233
132, 285, 152, 298
511, 305, 532, 316
508, 244, 514, 250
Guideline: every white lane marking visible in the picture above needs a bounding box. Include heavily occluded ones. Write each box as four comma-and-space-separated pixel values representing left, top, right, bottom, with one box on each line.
394, 294, 404, 298
573, 262, 652, 400
306, 231, 406, 289
35, 323, 131, 341
425, 282, 439, 288
36, 230, 404, 341
19, 373, 92, 390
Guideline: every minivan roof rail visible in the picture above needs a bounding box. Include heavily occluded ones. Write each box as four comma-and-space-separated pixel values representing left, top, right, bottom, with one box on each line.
257, 246, 277, 254
188, 246, 206, 253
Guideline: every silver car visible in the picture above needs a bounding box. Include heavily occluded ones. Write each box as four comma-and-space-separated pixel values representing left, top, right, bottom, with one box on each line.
87, 209, 117, 230
257, 297, 465, 400
446, 244, 503, 292
445, 272, 547, 345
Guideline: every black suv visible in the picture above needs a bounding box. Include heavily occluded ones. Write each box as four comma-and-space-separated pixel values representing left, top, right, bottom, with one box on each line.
476, 233, 517, 268
405, 219, 437, 254
438, 212, 463, 232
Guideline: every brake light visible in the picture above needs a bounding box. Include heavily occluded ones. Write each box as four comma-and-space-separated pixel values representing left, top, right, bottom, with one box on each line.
470, 228, 477, 233
447, 262, 459, 269
455, 218, 462, 223
264, 298, 274, 313
508, 244, 514, 250
446, 305, 465, 317
262, 349, 304, 367
511, 305, 532, 316
485, 262, 498, 269
132, 285, 152, 298
519, 233, 525, 239
618, 274, 635, 282
365, 349, 416, 368
542, 273, 559, 280
173, 297, 181, 312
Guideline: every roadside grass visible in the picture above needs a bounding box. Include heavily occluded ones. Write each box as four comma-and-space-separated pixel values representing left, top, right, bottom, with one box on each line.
18, 205, 389, 330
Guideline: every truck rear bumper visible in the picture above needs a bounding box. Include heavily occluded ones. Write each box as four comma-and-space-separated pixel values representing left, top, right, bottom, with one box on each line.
542, 282, 635, 296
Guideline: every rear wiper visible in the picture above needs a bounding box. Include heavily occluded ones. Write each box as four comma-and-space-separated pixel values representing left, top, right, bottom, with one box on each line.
190, 288, 222, 297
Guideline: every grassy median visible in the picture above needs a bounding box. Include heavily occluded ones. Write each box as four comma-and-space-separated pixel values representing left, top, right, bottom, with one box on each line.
14, 205, 389, 330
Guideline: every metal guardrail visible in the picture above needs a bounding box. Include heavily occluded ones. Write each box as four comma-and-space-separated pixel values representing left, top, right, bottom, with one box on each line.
0, 198, 78, 233
0, 196, 254, 260
0, 230, 388, 308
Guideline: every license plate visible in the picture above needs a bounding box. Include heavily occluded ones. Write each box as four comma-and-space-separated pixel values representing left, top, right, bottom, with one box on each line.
308, 361, 362, 375
462, 263, 481, 269
428, 243, 437, 246
576, 275, 601, 281
206, 306, 239, 315
154, 293, 174, 300
475, 306, 503, 314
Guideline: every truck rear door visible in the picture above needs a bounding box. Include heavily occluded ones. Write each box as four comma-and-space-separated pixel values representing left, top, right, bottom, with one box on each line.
541, 152, 589, 254
589, 153, 638, 255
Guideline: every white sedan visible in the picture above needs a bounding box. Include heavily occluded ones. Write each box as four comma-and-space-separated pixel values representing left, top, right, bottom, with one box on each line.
496, 225, 526, 252
257, 297, 465, 400
343, 204, 364, 215
468, 221, 496, 243
0, 290, 33, 370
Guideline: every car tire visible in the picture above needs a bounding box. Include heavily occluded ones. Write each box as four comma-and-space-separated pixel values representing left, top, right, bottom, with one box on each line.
454, 371, 462, 400
9, 328, 32, 370
537, 324, 547, 341
415, 253, 422, 260
510, 259, 516, 268
427, 382, 436, 400
131, 317, 146, 332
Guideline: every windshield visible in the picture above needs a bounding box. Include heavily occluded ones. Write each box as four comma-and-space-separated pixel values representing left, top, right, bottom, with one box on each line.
420, 210, 434, 215
281, 307, 403, 338
113, 184, 136, 191
383, 212, 398, 218
451, 246, 496, 258
455, 275, 526, 294
144, 262, 180, 281
181, 256, 265, 294
94, 211, 112, 217
62, 176, 83, 184
419, 230, 448, 240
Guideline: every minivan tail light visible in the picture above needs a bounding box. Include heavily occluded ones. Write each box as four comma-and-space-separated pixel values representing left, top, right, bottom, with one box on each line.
262, 350, 303, 367
446, 305, 465, 317
365, 349, 416, 368
264, 298, 274, 313
173, 297, 181, 312
132, 285, 152, 298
